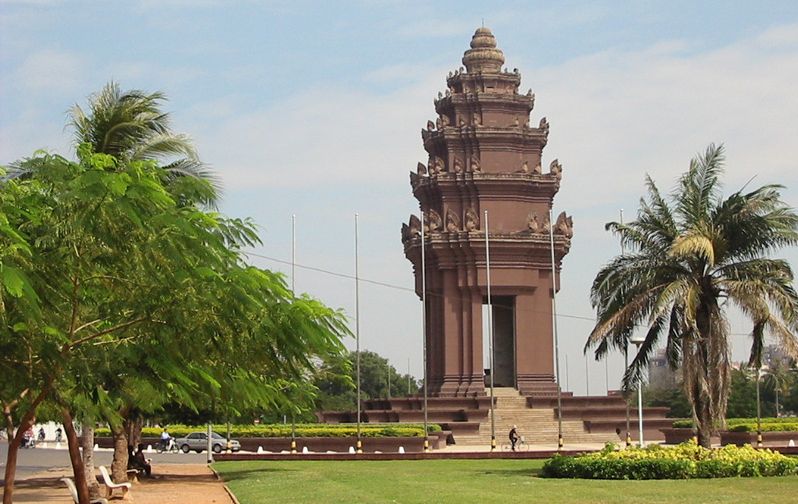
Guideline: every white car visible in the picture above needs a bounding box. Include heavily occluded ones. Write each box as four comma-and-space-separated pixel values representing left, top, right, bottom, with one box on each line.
175, 432, 241, 453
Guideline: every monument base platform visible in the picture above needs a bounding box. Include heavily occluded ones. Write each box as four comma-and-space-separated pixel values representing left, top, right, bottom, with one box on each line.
319, 387, 672, 444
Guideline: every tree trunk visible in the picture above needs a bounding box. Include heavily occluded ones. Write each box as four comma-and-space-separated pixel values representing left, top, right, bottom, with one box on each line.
2, 387, 49, 504
694, 388, 713, 448
81, 423, 102, 498
125, 414, 144, 448
62, 409, 90, 504
2, 404, 16, 442
110, 423, 130, 483
2, 415, 32, 504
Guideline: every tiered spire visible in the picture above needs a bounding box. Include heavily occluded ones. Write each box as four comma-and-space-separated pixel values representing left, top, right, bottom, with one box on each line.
462, 27, 505, 73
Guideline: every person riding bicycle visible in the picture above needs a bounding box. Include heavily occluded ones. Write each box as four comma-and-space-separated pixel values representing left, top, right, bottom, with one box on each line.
22, 427, 35, 448
160, 428, 173, 451
37, 427, 46, 442
509, 425, 519, 451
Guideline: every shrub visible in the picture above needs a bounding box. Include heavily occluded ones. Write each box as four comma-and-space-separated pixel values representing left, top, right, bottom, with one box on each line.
541, 440, 798, 479
95, 423, 442, 438
672, 417, 797, 429
727, 422, 798, 433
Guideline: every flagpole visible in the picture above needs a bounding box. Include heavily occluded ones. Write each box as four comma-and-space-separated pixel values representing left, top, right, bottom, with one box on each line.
290, 214, 297, 454
585, 354, 590, 396
565, 354, 570, 391
549, 208, 564, 450
485, 210, 496, 451
355, 213, 362, 454
620, 208, 631, 448
421, 211, 429, 452
407, 357, 411, 395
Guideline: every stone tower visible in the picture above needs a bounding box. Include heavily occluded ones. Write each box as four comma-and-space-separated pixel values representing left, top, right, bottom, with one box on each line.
401, 27, 573, 397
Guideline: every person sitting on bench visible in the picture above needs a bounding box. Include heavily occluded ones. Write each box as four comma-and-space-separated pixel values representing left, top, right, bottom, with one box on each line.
128, 443, 152, 477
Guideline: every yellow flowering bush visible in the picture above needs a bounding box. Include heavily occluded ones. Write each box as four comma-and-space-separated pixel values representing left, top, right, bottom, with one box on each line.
541, 440, 798, 479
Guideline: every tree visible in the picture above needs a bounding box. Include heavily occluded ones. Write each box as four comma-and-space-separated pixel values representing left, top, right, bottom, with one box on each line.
0, 148, 349, 502
314, 351, 420, 414
586, 144, 798, 447
67, 82, 221, 490
67, 81, 220, 203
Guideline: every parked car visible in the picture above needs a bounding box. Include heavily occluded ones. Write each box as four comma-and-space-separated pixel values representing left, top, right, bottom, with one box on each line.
174, 432, 241, 454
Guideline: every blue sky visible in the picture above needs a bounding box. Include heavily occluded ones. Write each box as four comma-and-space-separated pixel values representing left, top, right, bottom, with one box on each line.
2, 0, 797, 395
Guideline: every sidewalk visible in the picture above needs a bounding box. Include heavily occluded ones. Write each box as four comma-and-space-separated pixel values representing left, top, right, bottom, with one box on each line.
4, 464, 234, 504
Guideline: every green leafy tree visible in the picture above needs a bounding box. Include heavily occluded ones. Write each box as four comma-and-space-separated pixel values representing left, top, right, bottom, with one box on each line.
586, 144, 798, 447
314, 351, 420, 414
643, 385, 692, 418
0, 148, 349, 502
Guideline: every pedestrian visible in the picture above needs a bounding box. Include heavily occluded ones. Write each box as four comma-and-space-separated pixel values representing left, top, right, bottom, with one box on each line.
55, 426, 63, 442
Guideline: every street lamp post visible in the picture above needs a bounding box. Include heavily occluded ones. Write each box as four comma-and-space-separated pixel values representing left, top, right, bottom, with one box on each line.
629, 335, 645, 447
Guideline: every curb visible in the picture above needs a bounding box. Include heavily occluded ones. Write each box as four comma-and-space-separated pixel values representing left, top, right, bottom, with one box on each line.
208, 464, 241, 504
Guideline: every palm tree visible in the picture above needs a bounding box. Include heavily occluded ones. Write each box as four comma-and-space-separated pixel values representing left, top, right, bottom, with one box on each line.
69, 81, 220, 203
586, 144, 798, 447
67, 82, 221, 490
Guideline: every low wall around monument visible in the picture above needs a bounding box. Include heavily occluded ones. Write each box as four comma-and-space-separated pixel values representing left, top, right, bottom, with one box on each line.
95, 432, 450, 453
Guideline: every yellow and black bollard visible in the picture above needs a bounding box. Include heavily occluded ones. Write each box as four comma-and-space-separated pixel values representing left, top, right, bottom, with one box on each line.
490, 436, 496, 451
558, 435, 564, 451
424, 438, 429, 453
757, 431, 763, 448
626, 432, 632, 448
356, 438, 363, 454
290, 438, 297, 454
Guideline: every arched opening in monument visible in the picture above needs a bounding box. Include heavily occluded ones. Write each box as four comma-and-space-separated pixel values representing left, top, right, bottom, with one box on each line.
482, 296, 516, 388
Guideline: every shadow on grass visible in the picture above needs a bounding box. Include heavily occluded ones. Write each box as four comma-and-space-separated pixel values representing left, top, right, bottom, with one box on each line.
478, 468, 542, 478
214, 466, 293, 481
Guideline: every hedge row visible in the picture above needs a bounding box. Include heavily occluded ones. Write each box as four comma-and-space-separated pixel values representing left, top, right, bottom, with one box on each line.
542, 441, 798, 479
728, 422, 798, 433
95, 423, 442, 438
672, 417, 798, 432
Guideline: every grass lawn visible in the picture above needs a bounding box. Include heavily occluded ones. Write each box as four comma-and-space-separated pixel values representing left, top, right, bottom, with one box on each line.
213, 459, 798, 504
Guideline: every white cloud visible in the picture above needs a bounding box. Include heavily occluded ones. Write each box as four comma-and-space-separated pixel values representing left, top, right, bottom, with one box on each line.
529, 25, 798, 214
194, 73, 443, 191
14, 49, 84, 93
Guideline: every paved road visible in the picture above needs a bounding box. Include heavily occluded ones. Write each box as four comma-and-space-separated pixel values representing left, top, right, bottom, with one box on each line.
0, 440, 208, 482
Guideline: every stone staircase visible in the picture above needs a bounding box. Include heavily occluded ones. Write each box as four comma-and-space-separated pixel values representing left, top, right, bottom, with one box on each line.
453, 388, 619, 446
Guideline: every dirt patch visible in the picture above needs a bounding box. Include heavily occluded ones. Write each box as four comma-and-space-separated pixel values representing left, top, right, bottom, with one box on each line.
3, 464, 233, 504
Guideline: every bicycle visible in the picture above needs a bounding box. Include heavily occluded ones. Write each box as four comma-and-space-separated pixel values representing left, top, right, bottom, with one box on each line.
157, 438, 179, 454
501, 436, 530, 452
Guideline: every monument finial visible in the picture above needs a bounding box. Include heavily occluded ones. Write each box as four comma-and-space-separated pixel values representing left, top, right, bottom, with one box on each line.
462, 26, 505, 74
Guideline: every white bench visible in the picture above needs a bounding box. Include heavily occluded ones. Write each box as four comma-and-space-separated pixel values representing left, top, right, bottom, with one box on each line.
61, 477, 109, 504
98, 465, 132, 499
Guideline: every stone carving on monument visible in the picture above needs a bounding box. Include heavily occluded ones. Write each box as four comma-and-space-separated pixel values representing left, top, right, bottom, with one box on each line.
401, 26, 573, 397
549, 159, 562, 180
426, 209, 442, 233
446, 209, 461, 233
527, 212, 540, 234
465, 209, 479, 231
469, 155, 481, 173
